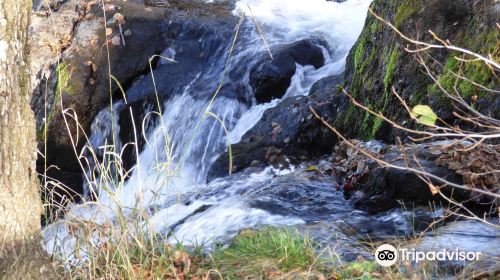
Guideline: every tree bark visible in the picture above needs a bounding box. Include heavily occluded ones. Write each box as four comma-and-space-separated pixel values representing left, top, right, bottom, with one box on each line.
0, 0, 54, 278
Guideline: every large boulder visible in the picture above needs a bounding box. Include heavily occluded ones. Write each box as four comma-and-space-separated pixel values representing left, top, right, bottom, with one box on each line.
250, 39, 325, 104
207, 89, 342, 182
309, 74, 344, 95
349, 145, 463, 213
336, 0, 500, 142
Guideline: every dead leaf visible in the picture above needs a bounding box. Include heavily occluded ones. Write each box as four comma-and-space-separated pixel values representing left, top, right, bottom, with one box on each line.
428, 183, 439, 195
103, 4, 118, 12
173, 250, 191, 276
85, 0, 98, 13
105, 27, 113, 36
113, 12, 126, 24
110, 36, 121, 46
471, 94, 478, 103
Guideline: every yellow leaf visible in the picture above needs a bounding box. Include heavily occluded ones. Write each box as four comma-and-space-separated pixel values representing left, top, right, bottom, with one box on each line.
306, 166, 319, 172
428, 183, 439, 195
411, 105, 437, 126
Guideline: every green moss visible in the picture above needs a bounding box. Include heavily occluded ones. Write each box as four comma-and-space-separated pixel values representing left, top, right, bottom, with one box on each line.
370, 21, 378, 34
430, 28, 499, 103
354, 33, 368, 73
429, 25, 499, 104
384, 48, 399, 91
394, 0, 422, 28
347, 43, 395, 140
359, 110, 381, 140
37, 62, 75, 141
359, 45, 379, 77
55, 62, 74, 95
341, 104, 356, 129
360, 111, 371, 133
371, 117, 383, 138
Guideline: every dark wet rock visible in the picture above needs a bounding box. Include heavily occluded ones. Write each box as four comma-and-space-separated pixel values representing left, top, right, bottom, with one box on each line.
341, 142, 496, 214
123, 19, 235, 104
117, 18, 236, 171
250, 39, 325, 104
248, 176, 343, 221
309, 74, 343, 95
207, 90, 342, 182
351, 161, 460, 214
166, 204, 212, 234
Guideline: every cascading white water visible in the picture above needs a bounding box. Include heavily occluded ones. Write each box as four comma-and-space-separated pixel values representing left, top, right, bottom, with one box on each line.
44, 0, 373, 255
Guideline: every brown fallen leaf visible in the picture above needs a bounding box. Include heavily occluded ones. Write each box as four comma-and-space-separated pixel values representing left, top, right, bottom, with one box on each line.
110, 35, 121, 46
103, 4, 118, 12
428, 183, 439, 196
113, 12, 126, 24
85, 0, 98, 14
105, 27, 113, 36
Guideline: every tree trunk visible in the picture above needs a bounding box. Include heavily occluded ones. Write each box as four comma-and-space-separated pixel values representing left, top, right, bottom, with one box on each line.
0, 0, 54, 278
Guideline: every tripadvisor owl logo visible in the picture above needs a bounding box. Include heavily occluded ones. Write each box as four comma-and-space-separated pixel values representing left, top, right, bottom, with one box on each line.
374, 244, 482, 267
375, 244, 398, 267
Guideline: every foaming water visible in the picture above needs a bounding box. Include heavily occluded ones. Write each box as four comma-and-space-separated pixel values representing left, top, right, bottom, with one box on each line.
235, 0, 371, 57
45, 0, 373, 257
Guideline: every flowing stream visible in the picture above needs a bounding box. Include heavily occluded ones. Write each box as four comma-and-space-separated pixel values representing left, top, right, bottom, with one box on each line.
44, 0, 500, 266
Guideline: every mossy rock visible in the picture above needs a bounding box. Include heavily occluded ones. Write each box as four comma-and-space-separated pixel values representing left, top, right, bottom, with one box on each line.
339, 0, 500, 142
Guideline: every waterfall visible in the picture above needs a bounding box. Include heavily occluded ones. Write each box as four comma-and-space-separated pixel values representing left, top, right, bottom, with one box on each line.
44, 0, 372, 254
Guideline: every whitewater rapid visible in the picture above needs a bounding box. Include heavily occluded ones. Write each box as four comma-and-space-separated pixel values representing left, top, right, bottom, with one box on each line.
44, 0, 373, 257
